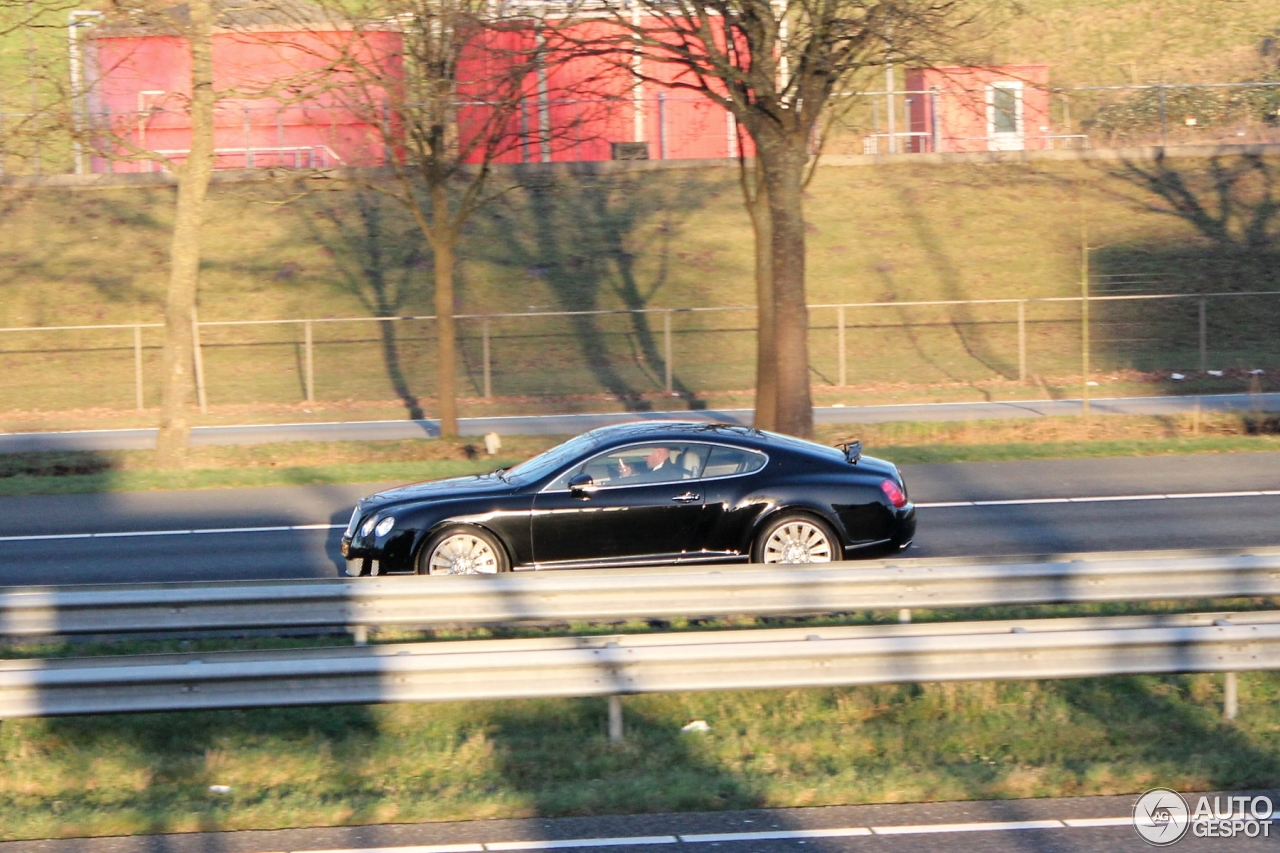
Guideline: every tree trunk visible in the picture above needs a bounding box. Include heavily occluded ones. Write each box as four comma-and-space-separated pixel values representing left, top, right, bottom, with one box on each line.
432, 184, 458, 437
759, 134, 813, 438
743, 164, 777, 432
155, 0, 216, 467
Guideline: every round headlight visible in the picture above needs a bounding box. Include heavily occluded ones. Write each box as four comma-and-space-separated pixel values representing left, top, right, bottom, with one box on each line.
375, 516, 396, 537
360, 516, 377, 537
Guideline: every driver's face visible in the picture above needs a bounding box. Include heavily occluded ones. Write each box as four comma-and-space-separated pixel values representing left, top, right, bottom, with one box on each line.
646, 447, 670, 467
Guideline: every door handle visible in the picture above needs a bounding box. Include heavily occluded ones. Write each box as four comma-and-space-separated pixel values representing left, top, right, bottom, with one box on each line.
672, 492, 701, 503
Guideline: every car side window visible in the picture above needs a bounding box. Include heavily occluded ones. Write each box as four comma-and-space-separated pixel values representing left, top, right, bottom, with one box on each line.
549, 443, 710, 489
703, 445, 767, 478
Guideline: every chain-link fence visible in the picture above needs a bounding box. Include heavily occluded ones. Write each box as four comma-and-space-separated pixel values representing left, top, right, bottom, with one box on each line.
2, 291, 1277, 414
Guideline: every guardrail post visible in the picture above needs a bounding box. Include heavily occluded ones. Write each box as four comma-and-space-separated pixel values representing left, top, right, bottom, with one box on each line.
482, 316, 492, 399
1017, 300, 1027, 382
304, 319, 315, 403
608, 694, 624, 742
191, 308, 208, 415
1224, 671, 1239, 721
133, 324, 144, 410
1198, 298, 1207, 373
664, 310, 673, 394
837, 306, 847, 388
898, 608, 912, 624
352, 625, 369, 647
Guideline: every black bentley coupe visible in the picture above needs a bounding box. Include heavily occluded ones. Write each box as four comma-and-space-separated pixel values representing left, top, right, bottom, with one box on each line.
341, 422, 915, 575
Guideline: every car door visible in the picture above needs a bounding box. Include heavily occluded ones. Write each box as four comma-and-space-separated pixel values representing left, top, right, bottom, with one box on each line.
531, 443, 708, 565
691, 444, 771, 557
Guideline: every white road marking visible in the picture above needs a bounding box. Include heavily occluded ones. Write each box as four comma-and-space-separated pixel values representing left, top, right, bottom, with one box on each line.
272, 817, 1141, 853
869, 819, 1066, 835
1062, 817, 1134, 828
8, 487, 1279, 543
0, 524, 345, 543
678, 829, 871, 842
486, 839, 678, 851
917, 489, 1280, 509
309, 846, 485, 853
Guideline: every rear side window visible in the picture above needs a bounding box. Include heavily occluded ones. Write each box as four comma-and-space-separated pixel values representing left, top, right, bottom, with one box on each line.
703, 445, 767, 478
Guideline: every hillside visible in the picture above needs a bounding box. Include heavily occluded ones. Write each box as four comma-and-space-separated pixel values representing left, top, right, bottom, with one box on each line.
0, 153, 1276, 421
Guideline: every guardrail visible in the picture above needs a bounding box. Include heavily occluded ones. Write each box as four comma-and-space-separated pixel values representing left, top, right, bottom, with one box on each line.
2, 610, 1275, 720
3, 548, 1279, 639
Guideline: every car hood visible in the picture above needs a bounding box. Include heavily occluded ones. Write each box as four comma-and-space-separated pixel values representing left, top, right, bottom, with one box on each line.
362, 472, 517, 510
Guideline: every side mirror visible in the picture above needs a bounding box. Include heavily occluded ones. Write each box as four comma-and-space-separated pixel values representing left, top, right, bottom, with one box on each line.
568, 473, 594, 496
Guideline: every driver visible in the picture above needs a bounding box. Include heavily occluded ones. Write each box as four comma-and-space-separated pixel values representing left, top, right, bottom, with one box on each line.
618, 446, 673, 481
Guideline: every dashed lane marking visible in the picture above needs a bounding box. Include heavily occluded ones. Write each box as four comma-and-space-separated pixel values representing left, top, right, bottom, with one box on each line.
917, 489, 1280, 508
7, 487, 1280, 542
261, 816, 1141, 853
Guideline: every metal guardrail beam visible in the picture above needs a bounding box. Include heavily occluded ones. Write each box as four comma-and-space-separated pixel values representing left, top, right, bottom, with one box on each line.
2, 611, 1277, 718
3, 548, 1280, 638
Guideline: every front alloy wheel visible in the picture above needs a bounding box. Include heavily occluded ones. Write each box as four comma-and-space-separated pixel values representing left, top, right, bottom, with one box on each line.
419, 527, 508, 575
757, 516, 836, 564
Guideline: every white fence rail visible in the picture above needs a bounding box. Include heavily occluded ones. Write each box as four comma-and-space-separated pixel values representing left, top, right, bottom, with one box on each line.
2, 610, 1276, 719
3, 548, 1279, 638
3, 289, 1278, 412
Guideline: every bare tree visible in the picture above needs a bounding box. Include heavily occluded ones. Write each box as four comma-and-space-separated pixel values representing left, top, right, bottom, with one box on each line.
281, 0, 605, 436
575, 0, 977, 436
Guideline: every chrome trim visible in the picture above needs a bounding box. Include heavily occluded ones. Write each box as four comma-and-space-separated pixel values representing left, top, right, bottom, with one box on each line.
538, 441, 769, 495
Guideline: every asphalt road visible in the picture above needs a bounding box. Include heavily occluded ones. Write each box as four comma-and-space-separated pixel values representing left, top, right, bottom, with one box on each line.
3, 391, 1279, 452
3, 792, 1276, 853
2, 452, 1278, 586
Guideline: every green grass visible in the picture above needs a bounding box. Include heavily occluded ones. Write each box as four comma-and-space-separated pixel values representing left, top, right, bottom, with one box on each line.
2, 414, 1279, 495
5, 602, 1280, 840
1, 153, 1278, 427
2, 663, 1278, 839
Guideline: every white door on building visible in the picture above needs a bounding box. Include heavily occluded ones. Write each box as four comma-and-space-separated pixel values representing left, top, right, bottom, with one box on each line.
986, 82, 1024, 151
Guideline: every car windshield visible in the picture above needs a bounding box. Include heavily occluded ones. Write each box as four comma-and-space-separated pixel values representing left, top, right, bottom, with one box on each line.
503, 431, 602, 485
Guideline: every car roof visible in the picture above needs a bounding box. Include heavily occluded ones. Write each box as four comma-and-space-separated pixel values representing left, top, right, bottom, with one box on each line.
584, 421, 759, 444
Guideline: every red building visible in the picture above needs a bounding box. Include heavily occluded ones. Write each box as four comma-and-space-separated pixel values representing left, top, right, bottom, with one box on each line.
905, 64, 1052, 153
86, 5, 742, 171
89, 3, 400, 171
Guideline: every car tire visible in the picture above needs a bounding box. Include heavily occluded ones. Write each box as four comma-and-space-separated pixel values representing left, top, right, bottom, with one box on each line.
751, 512, 842, 564
416, 525, 511, 576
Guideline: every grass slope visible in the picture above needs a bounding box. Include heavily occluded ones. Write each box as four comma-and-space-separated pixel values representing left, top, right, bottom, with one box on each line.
1, 155, 1278, 423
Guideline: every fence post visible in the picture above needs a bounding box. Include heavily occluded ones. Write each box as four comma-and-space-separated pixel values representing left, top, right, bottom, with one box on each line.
658, 93, 667, 160
191, 308, 208, 415
1224, 671, 1239, 721
243, 107, 253, 168
663, 309, 673, 394
1017, 300, 1027, 382
133, 324, 144, 410
304, 319, 315, 403
1158, 85, 1168, 147
482, 315, 492, 399
837, 306, 847, 388
930, 88, 941, 153
1198, 297, 1207, 373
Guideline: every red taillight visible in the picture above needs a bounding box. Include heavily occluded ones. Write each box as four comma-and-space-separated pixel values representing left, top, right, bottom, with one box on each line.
880, 479, 907, 508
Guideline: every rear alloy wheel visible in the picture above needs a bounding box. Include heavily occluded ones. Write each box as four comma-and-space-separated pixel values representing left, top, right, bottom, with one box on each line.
418, 526, 509, 575
754, 514, 839, 564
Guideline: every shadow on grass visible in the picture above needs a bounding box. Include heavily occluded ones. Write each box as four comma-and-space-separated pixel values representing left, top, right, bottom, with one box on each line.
1089, 152, 1280, 390
467, 172, 732, 409
292, 190, 429, 420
